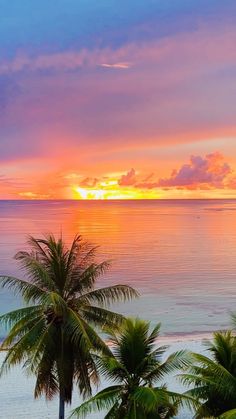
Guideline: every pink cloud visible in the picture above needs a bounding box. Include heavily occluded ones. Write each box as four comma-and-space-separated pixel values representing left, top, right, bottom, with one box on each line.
118, 168, 136, 186
158, 152, 232, 189
135, 181, 159, 189
100, 62, 131, 69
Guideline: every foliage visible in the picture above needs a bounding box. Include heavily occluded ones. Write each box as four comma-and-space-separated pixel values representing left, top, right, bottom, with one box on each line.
181, 331, 236, 418
0, 234, 138, 406
72, 317, 195, 418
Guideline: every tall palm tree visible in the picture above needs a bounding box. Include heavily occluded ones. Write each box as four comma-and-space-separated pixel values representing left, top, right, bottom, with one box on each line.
72, 317, 194, 418
0, 234, 138, 419
181, 331, 236, 418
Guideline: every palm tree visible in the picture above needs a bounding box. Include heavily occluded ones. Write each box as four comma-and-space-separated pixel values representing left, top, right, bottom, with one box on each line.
72, 317, 194, 418
181, 331, 236, 418
0, 234, 138, 419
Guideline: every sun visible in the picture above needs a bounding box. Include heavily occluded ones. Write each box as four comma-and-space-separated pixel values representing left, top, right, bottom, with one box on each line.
72, 185, 159, 200
74, 187, 107, 200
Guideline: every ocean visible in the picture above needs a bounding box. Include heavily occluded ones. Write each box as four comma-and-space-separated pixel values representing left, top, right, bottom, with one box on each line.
0, 199, 236, 418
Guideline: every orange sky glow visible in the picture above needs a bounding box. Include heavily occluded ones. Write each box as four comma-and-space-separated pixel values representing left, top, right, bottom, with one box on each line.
1, 2, 236, 199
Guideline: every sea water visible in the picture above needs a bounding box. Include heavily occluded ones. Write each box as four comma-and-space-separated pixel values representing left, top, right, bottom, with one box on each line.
0, 199, 235, 418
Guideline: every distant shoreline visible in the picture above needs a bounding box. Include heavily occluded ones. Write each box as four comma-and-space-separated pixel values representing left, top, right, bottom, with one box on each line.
0, 329, 225, 350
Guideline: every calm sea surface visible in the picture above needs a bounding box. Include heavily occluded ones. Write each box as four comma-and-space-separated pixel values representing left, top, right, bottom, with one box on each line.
0, 199, 236, 418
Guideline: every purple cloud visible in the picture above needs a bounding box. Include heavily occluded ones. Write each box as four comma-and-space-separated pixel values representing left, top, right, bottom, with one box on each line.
158, 152, 232, 189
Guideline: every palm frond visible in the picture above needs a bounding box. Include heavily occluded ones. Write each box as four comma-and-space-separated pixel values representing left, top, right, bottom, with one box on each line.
0, 309, 42, 349
69, 261, 111, 296
79, 317, 112, 357
0, 317, 45, 375
192, 353, 236, 397
70, 386, 122, 418
80, 285, 138, 307
96, 355, 128, 382
15, 251, 56, 291
34, 352, 58, 400
147, 323, 161, 346
104, 401, 121, 419
0, 306, 41, 329
131, 386, 170, 412
164, 389, 200, 412
80, 305, 124, 329
0, 276, 45, 303
220, 409, 236, 418
145, 350, 192, 383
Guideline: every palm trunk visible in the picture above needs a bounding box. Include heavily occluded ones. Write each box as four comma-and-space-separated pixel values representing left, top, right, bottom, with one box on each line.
59, 327, 65, 419
59, 391, 65, 419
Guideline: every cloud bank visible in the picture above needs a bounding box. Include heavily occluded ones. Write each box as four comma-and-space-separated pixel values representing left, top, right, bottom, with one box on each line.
158, 152, 232, 189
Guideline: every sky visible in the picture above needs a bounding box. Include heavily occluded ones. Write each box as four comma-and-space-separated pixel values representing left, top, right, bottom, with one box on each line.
0, 0, 236, 199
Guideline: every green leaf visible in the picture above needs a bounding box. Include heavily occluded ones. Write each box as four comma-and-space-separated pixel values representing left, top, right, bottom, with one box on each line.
70, 386, 123, 418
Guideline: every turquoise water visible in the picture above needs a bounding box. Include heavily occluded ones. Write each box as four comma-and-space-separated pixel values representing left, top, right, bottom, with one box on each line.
0, 199, 236, 418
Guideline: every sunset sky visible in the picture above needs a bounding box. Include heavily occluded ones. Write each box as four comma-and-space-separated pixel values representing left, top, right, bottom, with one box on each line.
1, 0, 236, 199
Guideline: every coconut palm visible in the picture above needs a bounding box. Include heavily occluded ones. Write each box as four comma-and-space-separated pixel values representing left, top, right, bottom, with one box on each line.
181, 331, 236, 418
72, 317, 194, 418
0, 234, 138, 419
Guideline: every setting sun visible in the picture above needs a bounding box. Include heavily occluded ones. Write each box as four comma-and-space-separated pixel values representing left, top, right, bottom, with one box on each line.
73, 185, 160, 200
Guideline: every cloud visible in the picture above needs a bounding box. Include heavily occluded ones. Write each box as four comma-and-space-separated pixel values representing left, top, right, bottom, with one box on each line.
118, 168, 136, 186
79, 177, 98, 187
100, 62, 131, 69
135, 181, 159, 189
1, 21, 236, 77
135, 173, 158, 188
142, 172, 154, 182
1, 23, 236, 197
18, 191, 50, 199
0, 174, 29, 188
0, 49, 133, 75
118, 153, 235, 192
1, 23, 236, 168
158, 152, 232, 189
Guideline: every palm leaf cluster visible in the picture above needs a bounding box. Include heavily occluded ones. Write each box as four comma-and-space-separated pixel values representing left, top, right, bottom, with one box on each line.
72, 317, 194, 418
181, 331, 236, 418
0, 234, 137, 408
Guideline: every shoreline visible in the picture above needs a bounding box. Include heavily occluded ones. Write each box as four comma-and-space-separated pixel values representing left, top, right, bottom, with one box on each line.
157, 329, 223, 344
0, 329, 224, 351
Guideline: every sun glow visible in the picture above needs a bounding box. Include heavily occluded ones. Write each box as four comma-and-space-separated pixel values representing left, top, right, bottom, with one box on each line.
73, 186, 159, 200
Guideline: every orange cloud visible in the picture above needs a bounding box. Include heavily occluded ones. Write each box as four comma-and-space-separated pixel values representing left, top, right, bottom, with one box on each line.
118, 168, 136, 186
79, 177, 98, 187
18, 191, 50, 199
